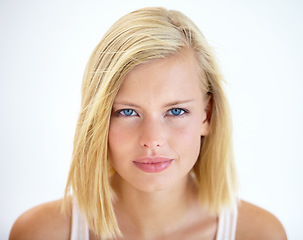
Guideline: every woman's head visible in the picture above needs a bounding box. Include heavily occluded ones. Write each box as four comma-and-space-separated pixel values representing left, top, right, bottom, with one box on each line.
65, 7, 237, 238
108, 48, 211, 194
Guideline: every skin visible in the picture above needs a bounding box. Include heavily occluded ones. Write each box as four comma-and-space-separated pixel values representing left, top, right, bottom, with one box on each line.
9, 49, 287, 240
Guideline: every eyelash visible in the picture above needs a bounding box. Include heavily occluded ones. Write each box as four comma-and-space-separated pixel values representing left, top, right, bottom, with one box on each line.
116, 109, 137, 117
167, 108, 189, 117
115, 108, 189, 117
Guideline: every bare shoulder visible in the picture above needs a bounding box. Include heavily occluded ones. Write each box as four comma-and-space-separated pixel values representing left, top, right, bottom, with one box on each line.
236, 200, 287, 240
9, 198, 72, 240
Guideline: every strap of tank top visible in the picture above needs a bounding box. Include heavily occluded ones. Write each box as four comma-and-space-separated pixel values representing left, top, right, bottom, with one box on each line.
70, 198, 90, 240
216, 206, 238, 240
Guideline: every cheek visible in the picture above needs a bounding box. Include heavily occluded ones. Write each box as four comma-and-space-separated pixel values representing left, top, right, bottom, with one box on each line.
172, 122, 202, 158
108, 120, 138, 162
108, 122, 127, 157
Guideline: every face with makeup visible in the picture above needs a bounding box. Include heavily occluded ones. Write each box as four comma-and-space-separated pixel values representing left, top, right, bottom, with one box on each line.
108, 49, 211, 192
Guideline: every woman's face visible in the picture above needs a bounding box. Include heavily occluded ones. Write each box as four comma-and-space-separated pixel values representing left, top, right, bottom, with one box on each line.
108, 49, 210, 192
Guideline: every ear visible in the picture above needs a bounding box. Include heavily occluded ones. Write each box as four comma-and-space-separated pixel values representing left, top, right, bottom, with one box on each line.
201, 93, 212, 136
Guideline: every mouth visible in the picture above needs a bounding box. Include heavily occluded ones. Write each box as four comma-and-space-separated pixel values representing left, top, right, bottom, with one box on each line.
133, 157, 174, 173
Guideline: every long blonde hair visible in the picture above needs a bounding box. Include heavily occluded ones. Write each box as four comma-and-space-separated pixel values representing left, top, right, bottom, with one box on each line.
64, 7, 237, 239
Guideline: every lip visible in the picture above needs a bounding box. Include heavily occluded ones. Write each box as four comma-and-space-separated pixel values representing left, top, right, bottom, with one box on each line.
133, 157, 174, 173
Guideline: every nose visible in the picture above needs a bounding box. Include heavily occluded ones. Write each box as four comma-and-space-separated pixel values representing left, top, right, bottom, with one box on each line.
138, 117, 165, 149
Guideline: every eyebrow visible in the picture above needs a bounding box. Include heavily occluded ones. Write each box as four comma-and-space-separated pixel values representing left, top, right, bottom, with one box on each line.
113, 102, 141, 108
113, 99, 195, 108
163, 99, 195, 108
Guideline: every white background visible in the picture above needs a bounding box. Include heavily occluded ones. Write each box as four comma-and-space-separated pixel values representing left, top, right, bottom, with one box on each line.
1, 0, 302, 239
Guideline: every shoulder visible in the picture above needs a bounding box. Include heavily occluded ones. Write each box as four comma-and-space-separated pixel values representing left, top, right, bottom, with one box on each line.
9, 198, 72, 240
236, 200, 287, 240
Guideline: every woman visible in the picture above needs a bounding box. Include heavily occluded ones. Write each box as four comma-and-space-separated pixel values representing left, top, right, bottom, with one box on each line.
9, 7, 287, 240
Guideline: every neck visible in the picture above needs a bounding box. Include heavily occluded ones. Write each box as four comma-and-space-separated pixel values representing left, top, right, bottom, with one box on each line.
112, 174, 198, 238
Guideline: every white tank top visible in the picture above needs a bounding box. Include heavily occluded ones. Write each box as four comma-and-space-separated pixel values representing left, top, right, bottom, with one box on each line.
70, 200, 238, 240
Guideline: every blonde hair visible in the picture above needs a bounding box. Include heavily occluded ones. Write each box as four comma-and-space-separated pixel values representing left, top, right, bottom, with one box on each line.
64, 7, 237, 239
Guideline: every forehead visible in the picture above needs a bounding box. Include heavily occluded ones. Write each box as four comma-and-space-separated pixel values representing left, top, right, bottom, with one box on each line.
115, 49, 204, 101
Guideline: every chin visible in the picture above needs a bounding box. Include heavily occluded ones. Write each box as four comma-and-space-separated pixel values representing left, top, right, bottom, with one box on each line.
130, 173, 189, 194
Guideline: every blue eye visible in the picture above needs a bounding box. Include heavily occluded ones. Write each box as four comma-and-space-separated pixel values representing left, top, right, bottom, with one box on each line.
169, 108, 186, 116
119, 109, 136, 116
